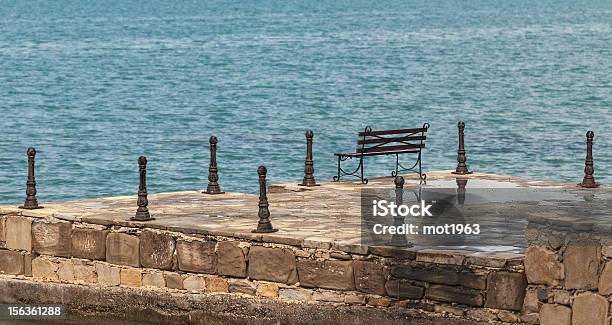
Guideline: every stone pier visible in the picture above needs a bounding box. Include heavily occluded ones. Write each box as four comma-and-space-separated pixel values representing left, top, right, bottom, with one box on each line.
0, 171, 608, 324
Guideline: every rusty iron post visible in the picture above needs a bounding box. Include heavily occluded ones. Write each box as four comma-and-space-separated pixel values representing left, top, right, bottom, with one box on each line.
253, 165, 277, 233
452, 121, 472, 175
205, 135, 224, 194
578, 131, 598, 188
131, 156, 154, 221
299, 129, 319, 186
456, 178, 468, 205
19, 147, 43, 209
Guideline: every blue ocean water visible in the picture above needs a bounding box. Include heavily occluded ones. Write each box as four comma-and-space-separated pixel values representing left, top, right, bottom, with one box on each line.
0, 0, 611, 204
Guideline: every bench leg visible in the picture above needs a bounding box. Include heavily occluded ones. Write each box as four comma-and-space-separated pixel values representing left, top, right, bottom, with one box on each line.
391, 153, 399, 177
333, 156, 341, 182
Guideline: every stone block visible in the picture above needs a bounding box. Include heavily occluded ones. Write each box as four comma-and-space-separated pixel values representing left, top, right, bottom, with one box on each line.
0, 250, 25, 275
497, 310, 519, 323
71, 228, 108, 260
522, 288, 539, 313
552, 290, 571, 305
485, 272, 527, 311
563, 244, 600, 290
256, 283, 279, 298
120, 268, 142, 287
6, 216, 32, 252
390, 264, 486, 290
57, 260, 74, 281
572, 292, 608, 325
217, 241, 246, 277
228, 279, 256, 295
384, 279, 424, 299
142, 272, 165, 288
31, 257, 58, 280
176, 240, 216, 274
599, 261, 612, 295
353, 260, 387, 295
139, 230, 175, 270
344, 293, 366, 305
313, 290, 345, 302
164, 273, 184, 289
525, 246, 563, 286
24, 253, 32, 277
416, 250, 466, 265
106, 233, 140, 267
540, 304, 571, 325
0, 216, 5, 242
206, 277, 229, 293
183, 275, 205, 291
95, 263, 120, 286
32, 221, 72, 257
248, 246, 297, 284
73, 262, 97, 283
279, 288, 312, 302
297, 260, 354, 290
425, 285, 483, 306
366, 296, 391, 307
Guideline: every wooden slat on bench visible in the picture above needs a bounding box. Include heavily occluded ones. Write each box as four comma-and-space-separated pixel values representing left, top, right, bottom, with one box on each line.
358, 127, 428, 136
358, 135, 426, 145
357, 143, 425, 154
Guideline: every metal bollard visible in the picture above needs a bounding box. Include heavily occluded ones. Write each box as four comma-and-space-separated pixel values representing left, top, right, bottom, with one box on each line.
578, 131, 598, 188
452, 122, 472, 175
204, 135, 224, 194
299, 129, 319, 186
131, 156, 154, 221
252, 166, 277, 233
19, 147, 43, 209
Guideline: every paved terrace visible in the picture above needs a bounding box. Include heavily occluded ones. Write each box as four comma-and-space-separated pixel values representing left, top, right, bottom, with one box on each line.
2, 170, 593, 259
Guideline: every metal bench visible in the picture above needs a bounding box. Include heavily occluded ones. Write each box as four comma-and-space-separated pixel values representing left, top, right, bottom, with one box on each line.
333, 124, 430, 184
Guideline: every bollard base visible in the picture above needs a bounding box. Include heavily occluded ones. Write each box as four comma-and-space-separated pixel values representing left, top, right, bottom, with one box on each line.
252, 228, 279, 233
298, 183, 320, 187
18, 205, 43, 210
203, 190, 226, 195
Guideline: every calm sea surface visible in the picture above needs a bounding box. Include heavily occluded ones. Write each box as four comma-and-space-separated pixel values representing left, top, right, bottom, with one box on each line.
1, 0, 611, 204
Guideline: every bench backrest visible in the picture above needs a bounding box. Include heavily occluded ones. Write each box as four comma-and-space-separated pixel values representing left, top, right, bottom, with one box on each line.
356, 123, 430, 154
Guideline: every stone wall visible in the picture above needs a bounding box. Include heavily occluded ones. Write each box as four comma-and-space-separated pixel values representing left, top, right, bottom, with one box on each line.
0, 212, 529, 324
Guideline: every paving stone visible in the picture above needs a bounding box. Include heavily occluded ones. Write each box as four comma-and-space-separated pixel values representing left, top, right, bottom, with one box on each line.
228, 279, 256, 295
71, 228, 108, 260
176, 240, 216, 274
6, 216, 32, 252
248, 246, 297, 284
139, 230, 175, 270
425, 285, 484, 307
217, 241, 246, 278
32, 221, 72, 257
524, 246, 564, 286
353, 260, 387, 295
164, 273, 184, 289
256, 283, 279, 298
206, 277, 229, 293
142, 272, 165, 288
485, 271, 527, 311
571, 292, 608, 325
390, 264, 486, 289
598, 261, 612, 295
183, 275, 205, 291
384, 279, 424, 299
563, 244, 600, 290
297, 260, 354, 290
279, 288, 312, 302
540, 304, 571, 325
120, 268, 142, 287
95, 263, 120, 286
106, 233, 140, 267
31, 257, 58, 280
0, 250, 25, 275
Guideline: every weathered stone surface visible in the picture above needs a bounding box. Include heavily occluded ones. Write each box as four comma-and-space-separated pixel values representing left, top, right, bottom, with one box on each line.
572, 292, 608, 325
297, 260, 354, 290
416, 250, 466, 265
95, 263, 120, 286
520, 313, 540, 324
313, 290, 345, 302
540, 304, 571, 325
183, 275, 205, 291
164, 273, 184, 289
71, 228, 108, 260
602, 245, 612, 258
497, 310, 519, 323
142, 272, 165, 288
139, 230, 175, 270
0, 250, 24, 275
552, 290, 571, 305
425, 285, 483, 306
57, 260, 75, 281
434, 304, 465, 317
24, 253, 32, 277
0, 216, 5, 242
106, 233, 140, 267
485, 272, 527, 311
279, 288, 312, 302
384, 279, 424, 299
228, 279, 256, 295
391, 264, 486, 290
176, 240, 216, 274
466, 309, 498, 322
248, 246, 297, 284
206, 277, 229, 293
120, 268, 142, 287
598, 261, 612, 295
73, 262, 97, 283
6, 216, 32, 252
353, 260, 387, 295
31, 257, 58, 280
522, 288, 539, 313
256, 283, 279, 298
344, 293, 366, 305
217, 241, 246, 278
366, 296, 391, 307
563, 244, 600, 290
525, 246, 563, 286
32, 221, 72, 257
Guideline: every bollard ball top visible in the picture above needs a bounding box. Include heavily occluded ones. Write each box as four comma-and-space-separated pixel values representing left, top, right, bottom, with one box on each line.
394, 176, 405, 189
27, 147, 36, 156
258, 165, 267, 176
305, 129, 314, 138
586, 130, 594, 139
458, 121, 465, 128
209, 135, 218, 144
138, 156, 147, 165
